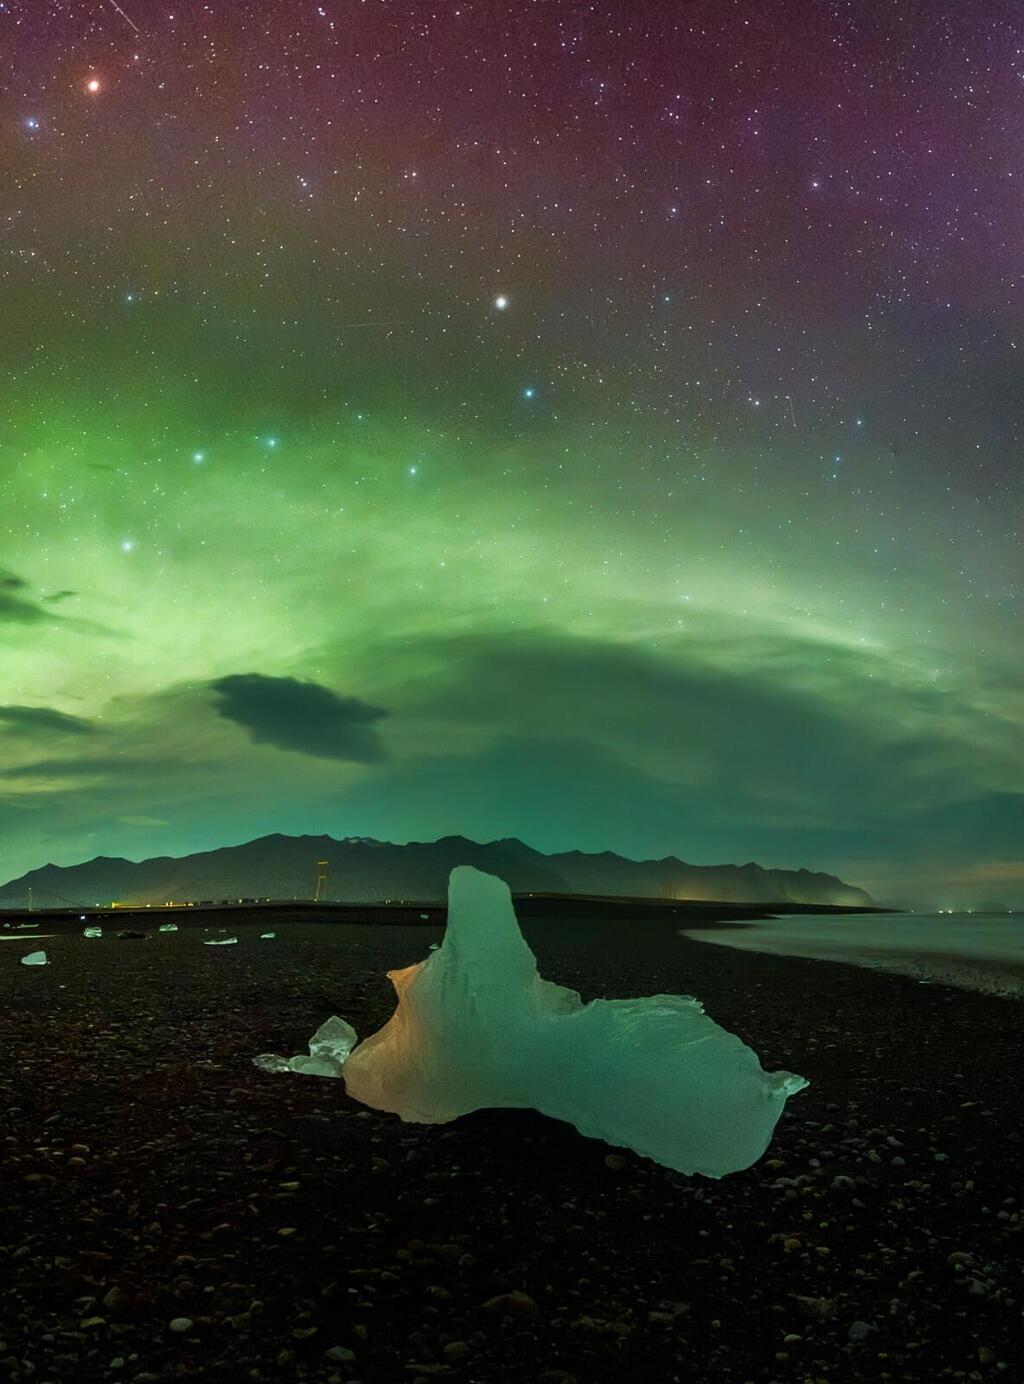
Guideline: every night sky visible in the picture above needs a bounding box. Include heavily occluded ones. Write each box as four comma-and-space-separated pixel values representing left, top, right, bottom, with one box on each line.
1, 0, 1021, 906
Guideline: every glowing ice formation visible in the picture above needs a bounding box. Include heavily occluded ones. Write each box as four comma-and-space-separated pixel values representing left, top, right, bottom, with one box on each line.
21, 951, 48, 966
204, 937, 237, 946
253, 1016, 357, 1079
83, 927, 103, 939
341, 867, 807, 1177
159, 923, 179, 933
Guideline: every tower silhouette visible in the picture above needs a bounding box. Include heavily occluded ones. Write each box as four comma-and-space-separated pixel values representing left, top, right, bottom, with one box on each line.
314, 860, 329, 902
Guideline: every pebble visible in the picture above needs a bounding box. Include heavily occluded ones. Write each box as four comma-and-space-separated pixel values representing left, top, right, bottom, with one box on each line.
848, 1320, 876, 1343
793, 1295, 836, 1321
324, 1346, 356, 1364
483, 1290, 541, 1321
168, 1317, 193, 1334
442, 1341, 471, 1362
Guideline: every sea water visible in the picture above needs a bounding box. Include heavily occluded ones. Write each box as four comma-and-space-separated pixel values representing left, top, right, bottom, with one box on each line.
682, 913, 1024, 996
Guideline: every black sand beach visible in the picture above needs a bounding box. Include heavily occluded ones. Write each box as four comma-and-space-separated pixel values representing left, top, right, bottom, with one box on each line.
1, 910, 1020, 1383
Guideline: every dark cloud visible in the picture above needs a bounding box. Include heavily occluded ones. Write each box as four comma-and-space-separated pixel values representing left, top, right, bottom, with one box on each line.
403, 629, 885, 810
0, 567, 50, 624
405, 627, 1016, 819
0, 705, 95, 736
210, 673, 388, 762
318, 627, 1022, 901
0, 567, 73, 624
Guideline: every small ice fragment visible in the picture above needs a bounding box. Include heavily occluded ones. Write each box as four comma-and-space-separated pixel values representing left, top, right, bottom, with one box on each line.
260, 932, 276, 940
428, 942, 440, 951
287, 1054, 342, 1077
159, 923, 178, 933
420, 913, 430, 919
307, 1015, 358, 1071
251, 1015, 358, 1080
204, 937, 238, 946
21, 951, 48, 966
340, 867, 807, 1178
252, 1053, 293, 1074
83, 927, 103, 939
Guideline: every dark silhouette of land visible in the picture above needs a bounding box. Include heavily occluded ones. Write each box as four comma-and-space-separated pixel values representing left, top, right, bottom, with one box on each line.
0, 831, 875, 912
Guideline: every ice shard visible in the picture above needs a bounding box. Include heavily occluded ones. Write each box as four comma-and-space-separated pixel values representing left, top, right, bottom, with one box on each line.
159, 923, 179, 933
83, 927, 103, 939
21, 951, 48, 967
253, 1015, 357, 1079
341, 867, 807, 1178
204, 937, 238, 946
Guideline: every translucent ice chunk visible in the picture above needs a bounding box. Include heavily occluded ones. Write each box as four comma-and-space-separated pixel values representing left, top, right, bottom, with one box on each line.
341, 867, 807, 1178
83, 927, 103, 939
21, 951, 48, 966
159, 923, 179, 933
307, 1015, 359, 1071
260, 932, 276, 940
252, 1053, 292, 1074
253, 1015, 358, 1079
204, 937, 238, 946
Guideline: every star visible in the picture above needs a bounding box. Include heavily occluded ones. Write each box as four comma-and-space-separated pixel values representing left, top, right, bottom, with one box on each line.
494, 295, 509, 311
523, 386, 536, 399
86, 78, 102, 94
192, 452, 206, 464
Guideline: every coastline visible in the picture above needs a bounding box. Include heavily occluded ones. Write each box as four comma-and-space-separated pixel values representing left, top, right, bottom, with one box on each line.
680, 915, 1024, 998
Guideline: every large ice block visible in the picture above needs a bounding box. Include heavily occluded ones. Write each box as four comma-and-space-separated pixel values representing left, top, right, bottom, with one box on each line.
341, 866, 807, 1178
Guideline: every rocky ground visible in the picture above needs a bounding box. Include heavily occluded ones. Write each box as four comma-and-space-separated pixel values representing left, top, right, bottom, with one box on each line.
1, 911, 1021, 1384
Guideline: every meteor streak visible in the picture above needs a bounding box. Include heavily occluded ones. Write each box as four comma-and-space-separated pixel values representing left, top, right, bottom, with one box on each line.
105, 0, 140, 33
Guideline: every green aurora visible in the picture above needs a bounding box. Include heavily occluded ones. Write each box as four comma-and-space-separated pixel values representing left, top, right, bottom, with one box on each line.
1, 1, 1021, 906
